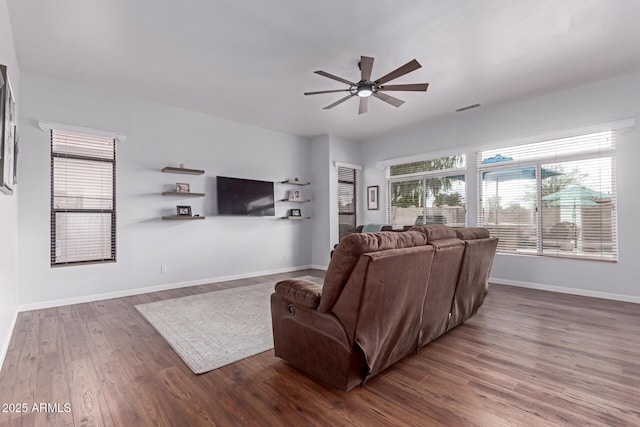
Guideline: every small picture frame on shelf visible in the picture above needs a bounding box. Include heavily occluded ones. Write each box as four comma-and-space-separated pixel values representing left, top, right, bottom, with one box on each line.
290, 208, 302, 217
176, 182, 190, 193
290, 189, 302, 201
177, 205, 192, 216
367, 186, 379, 210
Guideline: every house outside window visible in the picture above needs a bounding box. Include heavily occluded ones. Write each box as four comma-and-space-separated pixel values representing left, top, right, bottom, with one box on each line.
50, 129, 116, 266
477, 130, 617, 261
387, 154, 466, 229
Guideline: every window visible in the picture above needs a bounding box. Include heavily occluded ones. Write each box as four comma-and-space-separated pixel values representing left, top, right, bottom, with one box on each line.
338, 166, 357, 240
387, 154, 466, 229
478, 130, 617, 261
51, 129, 116, 266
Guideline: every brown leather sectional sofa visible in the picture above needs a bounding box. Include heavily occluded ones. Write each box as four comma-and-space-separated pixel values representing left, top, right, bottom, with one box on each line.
270, 225, 498, 390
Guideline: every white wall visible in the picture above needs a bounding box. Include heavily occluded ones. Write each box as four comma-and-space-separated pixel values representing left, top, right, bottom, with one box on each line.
360, 72, 640, 301
0, 0, 19, 366
17, 71, 313, 308
329, 135, 362, 246
309, 134, 361, 268
310, 135, 330, 268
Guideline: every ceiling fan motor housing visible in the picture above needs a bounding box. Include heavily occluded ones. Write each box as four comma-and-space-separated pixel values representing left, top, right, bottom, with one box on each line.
354, 81, 374, 97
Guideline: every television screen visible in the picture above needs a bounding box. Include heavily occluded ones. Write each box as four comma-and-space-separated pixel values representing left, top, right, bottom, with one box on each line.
216, 176, 275, 216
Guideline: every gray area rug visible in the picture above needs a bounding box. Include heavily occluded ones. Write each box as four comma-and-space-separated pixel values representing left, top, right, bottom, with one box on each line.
135, 275, 323, 374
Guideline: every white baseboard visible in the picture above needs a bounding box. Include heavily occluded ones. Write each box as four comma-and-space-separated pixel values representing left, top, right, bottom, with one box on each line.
17, 265, 315, 312
310, 264, 328, 271
0, 309, 19, 371
490, 277, 640, 304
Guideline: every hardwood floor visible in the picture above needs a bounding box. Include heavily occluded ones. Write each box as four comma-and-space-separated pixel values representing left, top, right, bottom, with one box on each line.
1, 269, 639, 426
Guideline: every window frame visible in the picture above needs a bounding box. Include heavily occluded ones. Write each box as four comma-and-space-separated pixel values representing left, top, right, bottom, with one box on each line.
477, 131, 617, 262
386, 154, 467, 228
337, 165, 357, 240
50, 130, 117, 267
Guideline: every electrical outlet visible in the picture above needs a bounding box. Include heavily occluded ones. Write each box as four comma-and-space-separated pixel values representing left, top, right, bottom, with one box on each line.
161, 265, 168, 274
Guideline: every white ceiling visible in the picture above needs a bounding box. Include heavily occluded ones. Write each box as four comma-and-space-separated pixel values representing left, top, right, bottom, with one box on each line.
7, 0, 640, 140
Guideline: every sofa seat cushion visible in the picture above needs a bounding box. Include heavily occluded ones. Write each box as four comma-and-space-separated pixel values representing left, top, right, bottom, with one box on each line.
275, 279, 322, 309
318, 231, 427, 312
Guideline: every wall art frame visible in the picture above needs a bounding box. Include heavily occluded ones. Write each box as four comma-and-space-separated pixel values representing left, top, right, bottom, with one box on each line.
0, 64, 16, 195
367, 185, 379, 210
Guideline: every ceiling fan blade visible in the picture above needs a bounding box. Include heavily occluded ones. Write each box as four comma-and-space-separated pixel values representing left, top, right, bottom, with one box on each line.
358, 97, 368, 115
323, 93, 356, 110
378, 83, 429, 92
314, 70, 355, 86
374, 59, 422, 85
304, 89, 351, 96
360, 56, 374, 81
373, 92, 405, 108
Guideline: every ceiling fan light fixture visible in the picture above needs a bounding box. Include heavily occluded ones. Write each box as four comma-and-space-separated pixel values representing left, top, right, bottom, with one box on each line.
356, 83, 373, 97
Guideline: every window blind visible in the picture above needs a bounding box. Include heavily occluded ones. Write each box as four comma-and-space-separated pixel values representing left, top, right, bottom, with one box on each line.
477, 130, 617, 261
338, 166, 357, 240
51, 129, 116, 266
387, 154, 466, 229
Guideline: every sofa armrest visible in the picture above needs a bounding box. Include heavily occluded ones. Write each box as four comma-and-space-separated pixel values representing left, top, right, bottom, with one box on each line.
274, 279, 322, 309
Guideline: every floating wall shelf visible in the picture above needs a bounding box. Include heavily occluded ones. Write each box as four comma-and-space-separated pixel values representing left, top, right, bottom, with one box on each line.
160, 165, 205, 221
280, 179, 310, 186
278, 198, 310, 203
162, 191, 205, 197
162, 166, 205, 175
162, 216, 205, 221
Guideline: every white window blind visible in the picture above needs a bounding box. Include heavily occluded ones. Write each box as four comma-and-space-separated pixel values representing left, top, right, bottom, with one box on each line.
478, 130, 617, 261
387, 154, 466, 229
51, 129, 116, 266
338, 166, 358, 240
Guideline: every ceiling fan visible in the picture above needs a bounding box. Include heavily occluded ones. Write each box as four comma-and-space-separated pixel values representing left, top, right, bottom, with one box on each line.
304, 56, 429, 114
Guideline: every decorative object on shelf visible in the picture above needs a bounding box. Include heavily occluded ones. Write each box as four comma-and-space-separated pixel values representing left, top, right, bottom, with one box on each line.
177, 205, 192, 216
290, 189, 302, 201
176, 182, 190, 193
290, 208, 302, 217
180, 163, 185, 168
0, 64, 16, 195
367, 185, 379, 210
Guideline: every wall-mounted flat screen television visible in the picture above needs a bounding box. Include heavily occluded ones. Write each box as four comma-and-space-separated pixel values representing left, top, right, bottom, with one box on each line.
216, 176, 275, 216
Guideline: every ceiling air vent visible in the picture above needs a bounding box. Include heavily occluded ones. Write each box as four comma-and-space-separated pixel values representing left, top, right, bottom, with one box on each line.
455, 103, 481, 112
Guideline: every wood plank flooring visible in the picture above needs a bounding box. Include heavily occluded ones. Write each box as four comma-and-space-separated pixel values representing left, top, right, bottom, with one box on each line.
1, 269, 639, 426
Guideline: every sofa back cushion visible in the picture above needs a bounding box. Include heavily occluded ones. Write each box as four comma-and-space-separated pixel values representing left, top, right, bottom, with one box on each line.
454, 227, 490, 240
318, 231, 426, 312
409, 224, 457, 241
418, 237, 465, 346
409, 225, 466, 346
340, 245, 435, 378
